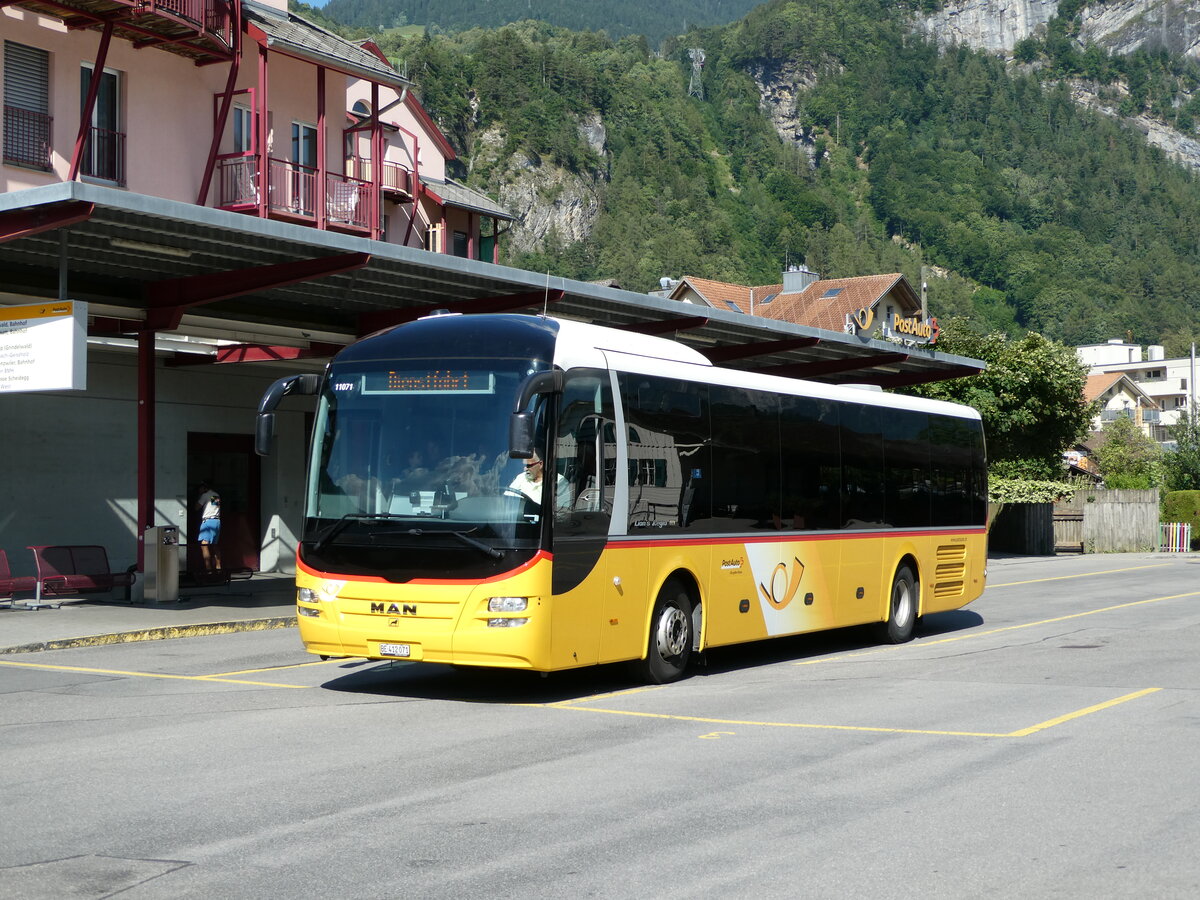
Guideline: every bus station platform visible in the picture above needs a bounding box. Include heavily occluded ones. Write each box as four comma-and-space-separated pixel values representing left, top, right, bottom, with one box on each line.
0, 572, 298, 654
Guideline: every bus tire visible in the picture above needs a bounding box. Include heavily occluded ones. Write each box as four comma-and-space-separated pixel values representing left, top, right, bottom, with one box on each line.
881, 565, 918, 644
637, 580, 693, 684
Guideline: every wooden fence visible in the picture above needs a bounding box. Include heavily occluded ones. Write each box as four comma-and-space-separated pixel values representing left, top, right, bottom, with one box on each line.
1053, 490, 1160, 553
990, 490, 1161, 555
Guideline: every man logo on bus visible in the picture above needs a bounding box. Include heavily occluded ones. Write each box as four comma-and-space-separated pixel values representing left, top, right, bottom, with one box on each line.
371, 602, 418, 616
759, 557, 805, 610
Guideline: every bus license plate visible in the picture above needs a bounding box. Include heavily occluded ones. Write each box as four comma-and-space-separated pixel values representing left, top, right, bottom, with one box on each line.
379, 643, 411, 658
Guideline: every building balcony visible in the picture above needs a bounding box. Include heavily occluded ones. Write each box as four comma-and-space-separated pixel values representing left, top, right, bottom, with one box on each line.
346, 157, 413, 199
215, 154, 372, 232
11, 0, 235, 63
3, 106, 54, 171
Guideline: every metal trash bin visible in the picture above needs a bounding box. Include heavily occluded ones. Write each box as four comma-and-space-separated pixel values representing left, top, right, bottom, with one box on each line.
143, 525, 179, 604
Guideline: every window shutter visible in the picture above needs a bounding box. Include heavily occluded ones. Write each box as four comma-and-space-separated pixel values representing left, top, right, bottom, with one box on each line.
4, 41, 50, 113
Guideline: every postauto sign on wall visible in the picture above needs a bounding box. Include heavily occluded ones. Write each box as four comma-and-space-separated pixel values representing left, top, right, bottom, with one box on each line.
0, 301, 88, 393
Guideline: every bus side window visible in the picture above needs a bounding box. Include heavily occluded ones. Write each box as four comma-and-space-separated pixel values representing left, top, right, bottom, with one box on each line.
555, 373, 614, 537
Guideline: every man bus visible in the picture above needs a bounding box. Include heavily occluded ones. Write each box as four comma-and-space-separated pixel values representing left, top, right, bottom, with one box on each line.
257, 313, 986, 683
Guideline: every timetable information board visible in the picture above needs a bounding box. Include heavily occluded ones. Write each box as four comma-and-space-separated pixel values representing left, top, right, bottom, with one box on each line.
0, 301, 88, 393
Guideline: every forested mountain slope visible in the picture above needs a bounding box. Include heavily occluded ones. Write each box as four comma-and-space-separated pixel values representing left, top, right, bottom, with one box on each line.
336, 0, 1200, 350
317, 0, 763, 44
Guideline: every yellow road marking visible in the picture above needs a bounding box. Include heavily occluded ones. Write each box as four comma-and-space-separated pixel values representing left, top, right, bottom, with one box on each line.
987, 563, 1175, 588
0, 658, 308, 689
796, 589, 1200, 666
1007, 688, 1161, 737
550, 688, 1161, 738
206, 659, 337, 678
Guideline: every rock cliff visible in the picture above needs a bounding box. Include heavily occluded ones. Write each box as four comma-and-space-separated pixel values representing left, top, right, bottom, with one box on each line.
470, 124, 605, 254
918, 0, 1059, 53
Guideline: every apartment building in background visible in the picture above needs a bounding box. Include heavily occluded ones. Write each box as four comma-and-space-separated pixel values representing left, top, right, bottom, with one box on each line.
2, 0, 511, 254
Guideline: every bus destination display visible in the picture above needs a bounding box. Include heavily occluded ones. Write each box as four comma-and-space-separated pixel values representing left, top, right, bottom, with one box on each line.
362, 370, 495, 395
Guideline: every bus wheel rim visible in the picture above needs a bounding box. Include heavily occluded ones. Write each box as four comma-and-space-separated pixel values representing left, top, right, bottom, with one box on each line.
893, 581, 913, 626
657, 606, 688, 658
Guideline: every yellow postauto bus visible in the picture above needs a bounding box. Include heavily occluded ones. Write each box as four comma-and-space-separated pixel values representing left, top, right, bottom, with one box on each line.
256, 313, 987, 683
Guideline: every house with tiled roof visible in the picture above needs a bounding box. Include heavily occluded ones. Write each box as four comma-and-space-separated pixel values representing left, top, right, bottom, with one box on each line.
1083, 372, 1161, 438
667, 266, 924, 337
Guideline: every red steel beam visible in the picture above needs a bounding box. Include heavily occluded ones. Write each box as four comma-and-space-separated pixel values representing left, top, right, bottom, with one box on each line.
69, 21, 114, 182
214, 342, 343, 363
357, 289, 564, 336
0, 201, 94, 244
765, 352, 909, 380
143, 252, 371, 331
702, 336, 822, 363
618, 316, 710, 336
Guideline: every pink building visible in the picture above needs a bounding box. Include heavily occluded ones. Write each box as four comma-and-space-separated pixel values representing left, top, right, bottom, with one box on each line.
2, 0, 511, 254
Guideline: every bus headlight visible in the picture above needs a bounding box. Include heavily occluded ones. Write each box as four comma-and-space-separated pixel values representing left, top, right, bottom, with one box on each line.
298, 606, 321, 618
488, 596, 529, 613
298, 588, 320, 604
488, 617, 529, 628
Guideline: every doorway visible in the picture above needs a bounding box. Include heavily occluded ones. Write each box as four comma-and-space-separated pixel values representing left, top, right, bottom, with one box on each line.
187, 433, 261, 573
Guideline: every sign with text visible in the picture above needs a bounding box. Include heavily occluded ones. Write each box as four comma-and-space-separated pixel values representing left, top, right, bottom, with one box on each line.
0, 301, 88, 393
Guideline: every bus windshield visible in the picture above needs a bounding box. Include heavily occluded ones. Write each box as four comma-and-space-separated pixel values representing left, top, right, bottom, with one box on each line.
302, 357, 549, 577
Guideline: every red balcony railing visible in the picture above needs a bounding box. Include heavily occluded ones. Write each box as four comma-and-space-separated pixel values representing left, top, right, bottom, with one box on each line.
268, 157, 317, 218
6, 0, 234, 61
346, 157, 412, 197
80, 125, 125, 185
325, 173, 371, 229
216, 153, 259, 208
3, 106, 53, 170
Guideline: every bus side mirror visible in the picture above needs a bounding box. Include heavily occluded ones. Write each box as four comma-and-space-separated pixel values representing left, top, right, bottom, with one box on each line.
256, 413, 276, 458
509, 412, 534, 459
256, 372, 322, 457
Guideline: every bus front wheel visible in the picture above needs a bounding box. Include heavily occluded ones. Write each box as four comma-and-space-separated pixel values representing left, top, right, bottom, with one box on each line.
637, 581, 693, 684
880, 565, 918, 644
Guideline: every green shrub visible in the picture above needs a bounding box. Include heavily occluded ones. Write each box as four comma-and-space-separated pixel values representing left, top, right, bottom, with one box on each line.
1161, 490, 1200, 549
988, 477, 1078, 504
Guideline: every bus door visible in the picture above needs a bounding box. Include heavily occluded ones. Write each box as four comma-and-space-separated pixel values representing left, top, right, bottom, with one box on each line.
549, 371, 615, 668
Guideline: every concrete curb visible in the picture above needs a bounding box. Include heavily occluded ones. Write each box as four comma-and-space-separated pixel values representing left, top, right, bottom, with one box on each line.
0, 616, 297, 655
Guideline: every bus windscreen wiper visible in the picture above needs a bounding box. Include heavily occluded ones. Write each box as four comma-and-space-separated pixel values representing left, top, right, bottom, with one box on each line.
310, 515, 504, 559
405, 527, 504, 560
310, 513, 410, 552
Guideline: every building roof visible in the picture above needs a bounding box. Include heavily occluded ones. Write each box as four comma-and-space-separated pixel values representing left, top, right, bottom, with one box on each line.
759, 274, 918, 331
1084, 372, 1159, 408
670, 277, 783, 314
243, 1, 412, 89
420, 177, 515, 221
671, 273, 919, 331
1084, 372, 1125, 402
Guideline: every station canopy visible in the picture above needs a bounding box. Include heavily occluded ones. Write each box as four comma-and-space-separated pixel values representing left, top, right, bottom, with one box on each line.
0, 183, 984, 387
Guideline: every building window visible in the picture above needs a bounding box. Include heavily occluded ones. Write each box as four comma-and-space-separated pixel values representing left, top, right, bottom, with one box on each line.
4, 41, 52, 170
232, 104, 252, 153
1182, 378, 1189, 391
452, 230, 470, 258
291, 121, 317, 169
79, 63, 123, 184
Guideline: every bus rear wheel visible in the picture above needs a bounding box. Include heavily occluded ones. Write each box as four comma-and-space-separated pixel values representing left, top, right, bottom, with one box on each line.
636, 581, 693, 684
880, 565, 918, 644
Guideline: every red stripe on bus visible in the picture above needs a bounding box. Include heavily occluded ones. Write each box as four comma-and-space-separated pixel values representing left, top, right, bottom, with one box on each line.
604, 528, 986, 550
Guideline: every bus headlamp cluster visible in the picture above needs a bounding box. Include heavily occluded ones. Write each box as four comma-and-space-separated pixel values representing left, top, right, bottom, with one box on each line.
488, 596, 529, 613
487, 617, 529, 628
297, 588, 321, 604
298, 606, 321, 618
